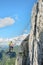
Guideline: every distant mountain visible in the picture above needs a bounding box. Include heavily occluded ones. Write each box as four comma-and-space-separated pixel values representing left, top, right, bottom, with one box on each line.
0, 34, 28, 46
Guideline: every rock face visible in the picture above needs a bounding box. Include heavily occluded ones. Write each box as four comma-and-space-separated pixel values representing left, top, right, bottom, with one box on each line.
21, 35, 30, 65
21, 0, 43, 65
29, 0, 43, 65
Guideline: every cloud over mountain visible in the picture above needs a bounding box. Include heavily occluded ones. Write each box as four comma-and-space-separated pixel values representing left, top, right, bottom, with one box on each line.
0, 34, 28, 46
0, 17, 15, 28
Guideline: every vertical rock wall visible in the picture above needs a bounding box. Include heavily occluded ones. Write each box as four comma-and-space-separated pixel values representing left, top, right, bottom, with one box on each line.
29, 0, 43, 65
21, 0, 43, 65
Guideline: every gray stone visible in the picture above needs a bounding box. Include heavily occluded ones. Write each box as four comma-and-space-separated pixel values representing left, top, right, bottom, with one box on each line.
21, 0, 43, 65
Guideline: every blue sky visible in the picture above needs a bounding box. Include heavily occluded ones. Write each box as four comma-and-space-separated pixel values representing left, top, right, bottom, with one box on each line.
0, 0, 37, 38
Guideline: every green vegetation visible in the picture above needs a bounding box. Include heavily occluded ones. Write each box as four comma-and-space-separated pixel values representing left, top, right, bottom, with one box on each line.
0, 45, 20, 65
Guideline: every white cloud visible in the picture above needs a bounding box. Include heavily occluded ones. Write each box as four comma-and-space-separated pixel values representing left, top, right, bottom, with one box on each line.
0, 38, 3, 42
0, 34, 28, 46
0, 17, 15, 28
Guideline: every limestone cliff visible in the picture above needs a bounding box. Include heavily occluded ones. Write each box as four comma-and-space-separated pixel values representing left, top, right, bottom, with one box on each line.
29, 0, 43, 65
21, 0, 43, 65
